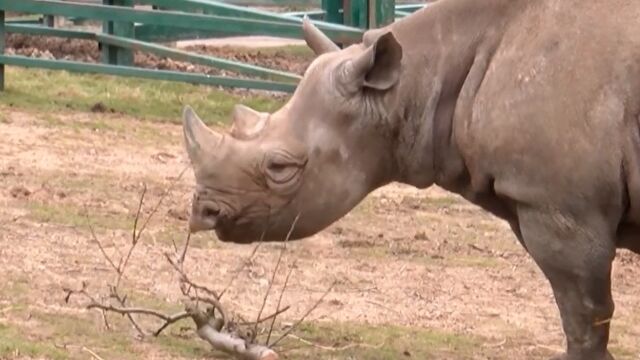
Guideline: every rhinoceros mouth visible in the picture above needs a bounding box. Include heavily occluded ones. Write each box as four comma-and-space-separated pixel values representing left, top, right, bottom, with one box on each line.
214, 225, 258, 244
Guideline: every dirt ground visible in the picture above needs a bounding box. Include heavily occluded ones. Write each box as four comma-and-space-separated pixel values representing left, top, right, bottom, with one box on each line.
1, 104, 639, 360
1, 29, 640, 360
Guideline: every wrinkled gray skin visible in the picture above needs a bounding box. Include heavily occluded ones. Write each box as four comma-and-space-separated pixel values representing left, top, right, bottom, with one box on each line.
181, 0, 640, 358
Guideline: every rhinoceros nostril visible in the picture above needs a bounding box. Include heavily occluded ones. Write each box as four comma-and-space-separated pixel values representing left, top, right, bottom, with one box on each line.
202, 206, 220, 218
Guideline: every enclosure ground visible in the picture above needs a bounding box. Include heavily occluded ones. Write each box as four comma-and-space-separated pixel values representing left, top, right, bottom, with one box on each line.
1, 65, 639, 359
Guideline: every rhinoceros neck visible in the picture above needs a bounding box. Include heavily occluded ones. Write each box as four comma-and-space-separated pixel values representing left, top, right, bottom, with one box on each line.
388, 0, 522, 189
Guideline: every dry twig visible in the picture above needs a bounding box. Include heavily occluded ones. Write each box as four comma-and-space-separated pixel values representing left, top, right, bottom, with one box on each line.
67, 181, 339, 360
255, 214, 300, 338
270, 281, 337, 348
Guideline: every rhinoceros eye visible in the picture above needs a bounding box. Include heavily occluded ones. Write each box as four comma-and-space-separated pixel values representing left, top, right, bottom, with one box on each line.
266, 160, 299, 184
263, 151, 305, 188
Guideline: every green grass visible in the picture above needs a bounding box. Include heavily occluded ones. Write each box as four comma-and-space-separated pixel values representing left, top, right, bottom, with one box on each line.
155, 334, 213, 359
1, 310, 140, 360
0, 322, 68, 360
34, 311, 139, 360
0, 67, 287, 126
26, 201, 133, 231
277, 321, 480, 359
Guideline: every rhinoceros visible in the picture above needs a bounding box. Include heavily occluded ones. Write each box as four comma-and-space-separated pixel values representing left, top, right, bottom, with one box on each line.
179, 0, 640, 358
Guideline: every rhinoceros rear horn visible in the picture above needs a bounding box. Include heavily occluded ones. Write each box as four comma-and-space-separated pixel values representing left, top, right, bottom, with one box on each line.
182, 105, 223, 164
302, 16, 340, 55
230, 104, 269, 140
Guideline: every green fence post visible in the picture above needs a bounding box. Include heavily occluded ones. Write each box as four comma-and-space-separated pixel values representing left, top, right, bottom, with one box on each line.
0, 9, 4, 91
44, 15, 55, 27
101, 0, 134, 66
369, 0, 394, 28
321, 0, 342, 24
344, 0, 368, 28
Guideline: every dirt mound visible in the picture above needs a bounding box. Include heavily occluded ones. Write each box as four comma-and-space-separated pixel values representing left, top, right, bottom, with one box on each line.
6, 34, 313, 78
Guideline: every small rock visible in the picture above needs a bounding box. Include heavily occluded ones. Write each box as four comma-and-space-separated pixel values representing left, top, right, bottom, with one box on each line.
90, 102, 108, 113
413, 231, 428, 241
10, 185, 31, 198
152, 152, 176, 163
41, 50, 55, 60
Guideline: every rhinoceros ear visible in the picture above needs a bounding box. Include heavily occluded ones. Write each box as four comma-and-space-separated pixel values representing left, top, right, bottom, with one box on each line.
182, 105, 223, 164
339, 31, 403, 92
230, 104, 269, 140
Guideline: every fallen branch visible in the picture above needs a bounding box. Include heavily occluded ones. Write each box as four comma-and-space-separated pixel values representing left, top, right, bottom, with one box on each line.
188, 303, 279, 360
82, 347, 106, 360
66, 180, 339, 360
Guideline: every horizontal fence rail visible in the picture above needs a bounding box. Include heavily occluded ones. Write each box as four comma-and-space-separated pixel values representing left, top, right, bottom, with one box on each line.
0, 0, 364, 43
0, 0, 429, 92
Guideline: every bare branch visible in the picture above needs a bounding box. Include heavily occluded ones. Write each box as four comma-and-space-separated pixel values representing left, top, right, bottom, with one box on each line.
63, 284, 114, 330
109, 289, 145, 336
255, 214, 300, 337
241, 305, 290, 326
269, 281, 336, 348
178, 232, 191, 266
131, 183, 147, 245
267, 263, 296, 344
153, 312, 191, 337
116, 167, 188, 289
82, 207, 118, 273
82, 347, 106, 360
164, 254, 228, 325
136, 166, 189, 239
115, 184, 147, 289
287, 334, 384, 352
219, 230, 265, 300
87, 303, 175, 320
165, 254, 221, 299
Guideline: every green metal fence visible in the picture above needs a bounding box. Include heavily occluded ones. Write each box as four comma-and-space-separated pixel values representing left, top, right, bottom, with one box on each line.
0, 0, 429, 93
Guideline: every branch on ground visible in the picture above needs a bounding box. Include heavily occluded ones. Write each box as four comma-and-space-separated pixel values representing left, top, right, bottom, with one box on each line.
65, 179, 337, 360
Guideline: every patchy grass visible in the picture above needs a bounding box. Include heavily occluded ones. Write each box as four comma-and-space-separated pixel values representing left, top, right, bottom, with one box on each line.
0, 67, 287, 125
275, 321, 480, 359
0, 323, 68, 360
152, 228, 217, 250
3, 310, 141, 360
155, 333, 213, 359
1, 313, 480, 360
25, 201, 132, 231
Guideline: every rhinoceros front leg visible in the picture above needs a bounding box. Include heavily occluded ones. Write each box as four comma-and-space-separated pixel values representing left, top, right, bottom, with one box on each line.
517, 205, 616, 360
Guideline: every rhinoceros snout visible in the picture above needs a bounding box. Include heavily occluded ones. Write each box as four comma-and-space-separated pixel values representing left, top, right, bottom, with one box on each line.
188, 202, 221, 233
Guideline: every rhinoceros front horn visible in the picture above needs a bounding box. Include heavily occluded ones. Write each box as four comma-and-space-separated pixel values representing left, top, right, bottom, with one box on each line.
302, 16, 340, 55
182, 105, 223, 164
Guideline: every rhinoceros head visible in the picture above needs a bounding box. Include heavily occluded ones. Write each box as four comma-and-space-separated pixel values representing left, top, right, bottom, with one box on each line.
182, 19, 404, 243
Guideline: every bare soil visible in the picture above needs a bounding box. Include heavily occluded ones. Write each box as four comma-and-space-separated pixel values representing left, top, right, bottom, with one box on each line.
6, 35, 314, 77
1, 32, 639, 360
1, 105, 639, 360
